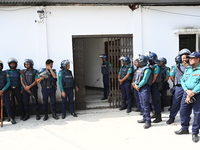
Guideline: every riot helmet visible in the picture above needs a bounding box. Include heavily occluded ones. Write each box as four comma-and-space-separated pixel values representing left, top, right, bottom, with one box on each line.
119, 56, 131, 64
133, 54, 147, 66
38, 68, 50, 79
8, 57, 18, 69
60, 59, 70, 70
144, 51, 158, 64
0, 60, 3, 70
158, 57, 167, 64
178, 48, 191, 56
99, 54, 108, 60
24, 59, 34, 68
175, 55, 181, 64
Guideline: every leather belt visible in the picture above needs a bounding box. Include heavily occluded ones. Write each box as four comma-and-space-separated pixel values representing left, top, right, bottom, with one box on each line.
44, 86, 53, 89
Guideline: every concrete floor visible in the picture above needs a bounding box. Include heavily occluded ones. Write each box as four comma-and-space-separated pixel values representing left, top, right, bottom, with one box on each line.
0, 107, 199, 150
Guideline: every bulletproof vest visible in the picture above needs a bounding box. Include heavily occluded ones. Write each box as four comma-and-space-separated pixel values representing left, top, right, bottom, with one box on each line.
151, 64, 162, 83
135, 66, 152, 86
101, 61, 109, 75
0, 71, 6, 89
23, 69, 37, 86
6, 69, 21, 87
175, 64, 186, 85
120, 66, 132, 80
61, 70, 75, 88
40, 69, 57, 87
161, 67, 170, 82
133, 68, 138, 82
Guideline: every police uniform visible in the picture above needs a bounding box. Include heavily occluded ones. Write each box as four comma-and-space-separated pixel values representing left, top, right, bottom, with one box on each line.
167, 63, 186, 124
135, 65, 152, 128
21, 69, 40, 118
160, 66, 170, 110
101, 60, 109, 99
6, 69, 24, 119
40, 69, 57, 115
0, 70, 16, 123
58, 69, 76, 116
119, 64, 133, 110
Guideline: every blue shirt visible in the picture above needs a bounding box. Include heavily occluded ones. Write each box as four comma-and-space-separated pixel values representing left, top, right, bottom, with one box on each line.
181, 64, 200, 94
138, 67, 152, 88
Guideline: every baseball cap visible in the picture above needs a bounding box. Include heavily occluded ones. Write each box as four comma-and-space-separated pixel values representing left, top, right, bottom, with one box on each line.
188, 51, 200, 58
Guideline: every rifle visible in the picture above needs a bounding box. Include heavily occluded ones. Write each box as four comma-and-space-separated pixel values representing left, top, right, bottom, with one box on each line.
0, 95, 3, 127
20, 70, 36, 103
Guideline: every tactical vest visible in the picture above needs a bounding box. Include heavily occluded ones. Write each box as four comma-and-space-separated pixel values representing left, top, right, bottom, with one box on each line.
61, 70, 75, 88
134, 66, 152, 86
175, 64, 186, 85
22, 69, 37, 86
133, 68, 138, 82
161, 67, 170, 82
101, 61, 109, 75
120, 66, 132, 80
40, 69, 57, 87
0, 71, 6, 89
151, 64, 162, 83
6, 69, 21, 87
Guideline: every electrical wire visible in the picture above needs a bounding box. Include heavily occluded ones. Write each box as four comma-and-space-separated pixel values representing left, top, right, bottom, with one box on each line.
0, 6, 33, 11
142, 6, 200, 18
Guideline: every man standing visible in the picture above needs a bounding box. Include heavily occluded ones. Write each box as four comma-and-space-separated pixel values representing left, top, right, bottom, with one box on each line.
20, 59, 40, 121
58, 59, 79, 119
166, 49, 191, 124
99, 54, 109, 100
0, 60, 16, 124
118, 56, 133, 113
175, 51, 200, 143
6, 58, 25, 120
132, 54, 152, 129
37, 59, 59, 121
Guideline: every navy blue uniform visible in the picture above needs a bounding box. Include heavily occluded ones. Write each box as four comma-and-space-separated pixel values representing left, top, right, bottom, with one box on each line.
101, 61, 109, 98
133, 67, 141, 111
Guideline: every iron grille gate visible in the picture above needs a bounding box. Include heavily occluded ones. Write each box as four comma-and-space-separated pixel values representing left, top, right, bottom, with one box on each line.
107, 36, 133, 108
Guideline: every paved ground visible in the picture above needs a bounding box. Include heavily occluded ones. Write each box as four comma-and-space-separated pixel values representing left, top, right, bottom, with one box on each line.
0, 107, 199, 150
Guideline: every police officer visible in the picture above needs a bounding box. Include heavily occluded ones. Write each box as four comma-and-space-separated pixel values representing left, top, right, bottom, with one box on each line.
144, 51, 162, 123
6, 58, 25, 120
0, 60, 16, 124
175, 51, 200, 143
158, 57, 170, 112
132, 55, 152, 129
166, 49, 191, 124
99, 54, 109, 100
58, 59, 79, 119
20, 59, 40, 121
118, 56, 133, 113
132, 57, 142, 113
37, 59, 59, 121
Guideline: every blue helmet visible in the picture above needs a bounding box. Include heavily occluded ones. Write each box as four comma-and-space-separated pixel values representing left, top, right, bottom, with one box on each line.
0, 60, 3, 70
178, 48, 191, 56
8, 58, 18, 68
175, 55, 181, 64
24, 59, 34, 68
143, 51, 158, 64
158, 57, 167, 64
38, 68, 50, 78
133, 54, 147, 66
99, 54, 108, 60
119, 56, 131, 64
60, 59, 70, 70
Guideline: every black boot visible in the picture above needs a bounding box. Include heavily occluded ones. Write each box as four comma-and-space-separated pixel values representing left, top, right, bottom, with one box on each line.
52, 112, 59, 120
20, 113, 25, 120
36, 112, 41, 120
23, 112, 30, 121
10, 117, 17, 124
43, 113, 48, 121
153, 113, 162, 123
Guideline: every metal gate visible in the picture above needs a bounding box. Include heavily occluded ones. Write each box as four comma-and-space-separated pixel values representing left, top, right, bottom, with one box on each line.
107, 36, 133, 108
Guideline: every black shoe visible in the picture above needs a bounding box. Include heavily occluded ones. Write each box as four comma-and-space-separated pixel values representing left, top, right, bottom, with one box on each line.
71, 113, 77, 117
10, 118, 16, 124
174, 128, 189, 135
140, 112, 143, 115
36, 112, 41, 120
101, 97, 107, 100
119, 107, 126, 111
52, 113, 59, 120
20, 115, 24, 120
23, 113, 30, 121
153, 113, 162, 123
137, 119, 145, 123
126, 108, 132, 113
7, 117, 11, 122
166, 119, 174, 125
192, 134, 199, 143
144, 123, 151, 129
168, 107, 171, 111
43, 114, 49, 121
62, 114, 66, 119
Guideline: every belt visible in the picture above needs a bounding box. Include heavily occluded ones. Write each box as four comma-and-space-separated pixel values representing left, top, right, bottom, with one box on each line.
11, 86, 20, 89
43, 86, 53, 89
